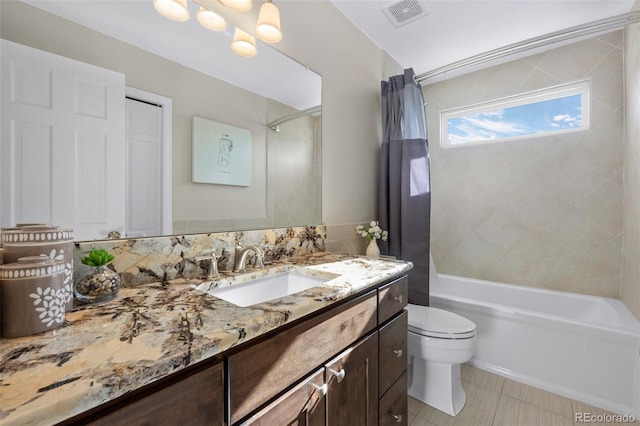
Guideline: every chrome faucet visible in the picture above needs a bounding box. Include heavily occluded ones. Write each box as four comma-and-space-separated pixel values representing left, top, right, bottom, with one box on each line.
233, 245, 265, 273
195, 248, 220, 279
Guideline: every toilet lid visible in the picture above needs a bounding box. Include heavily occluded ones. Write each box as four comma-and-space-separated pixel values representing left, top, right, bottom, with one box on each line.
406, 304, 476, 339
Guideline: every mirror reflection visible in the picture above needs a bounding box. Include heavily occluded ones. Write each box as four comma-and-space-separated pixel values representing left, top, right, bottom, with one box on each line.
0, 0, 322, 241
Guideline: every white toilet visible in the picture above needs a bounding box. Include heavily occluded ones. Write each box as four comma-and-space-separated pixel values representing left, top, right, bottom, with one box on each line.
406, 256, 477, 416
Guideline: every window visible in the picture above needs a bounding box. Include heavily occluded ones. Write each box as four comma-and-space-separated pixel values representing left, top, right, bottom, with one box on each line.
440, 80, 590, 148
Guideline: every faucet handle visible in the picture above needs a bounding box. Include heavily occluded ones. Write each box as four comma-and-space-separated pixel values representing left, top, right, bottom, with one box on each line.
255, 253, 265, 268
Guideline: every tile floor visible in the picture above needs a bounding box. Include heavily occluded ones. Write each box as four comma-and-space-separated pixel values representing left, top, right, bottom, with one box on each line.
408, 364, 639, 426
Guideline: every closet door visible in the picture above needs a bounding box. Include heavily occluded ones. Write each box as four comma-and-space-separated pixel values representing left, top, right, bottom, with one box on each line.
1, 39, 125, 240
125, 97, 163, 237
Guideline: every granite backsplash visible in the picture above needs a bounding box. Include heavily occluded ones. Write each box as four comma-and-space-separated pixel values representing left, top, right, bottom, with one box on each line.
73, 226, 326, 287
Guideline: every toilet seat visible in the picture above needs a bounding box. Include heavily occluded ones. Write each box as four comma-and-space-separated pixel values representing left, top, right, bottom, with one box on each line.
407, 304, 476, 339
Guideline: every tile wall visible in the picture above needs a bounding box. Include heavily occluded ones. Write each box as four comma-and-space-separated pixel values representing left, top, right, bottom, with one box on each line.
622, 1, 640, 319
423, 32, 625, 298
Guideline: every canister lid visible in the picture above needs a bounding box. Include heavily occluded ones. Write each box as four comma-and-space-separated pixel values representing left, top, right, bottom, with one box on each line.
1, 225, 74, 245
0, 255, 65, 279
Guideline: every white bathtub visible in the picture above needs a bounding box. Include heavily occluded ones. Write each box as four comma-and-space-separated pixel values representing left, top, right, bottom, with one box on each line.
430, 274, 640, 417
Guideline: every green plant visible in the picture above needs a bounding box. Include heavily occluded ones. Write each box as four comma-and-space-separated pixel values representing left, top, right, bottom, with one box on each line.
81, 248, 115, 267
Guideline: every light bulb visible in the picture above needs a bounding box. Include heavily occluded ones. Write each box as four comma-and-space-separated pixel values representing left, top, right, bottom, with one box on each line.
231, 28, 257, 57
222, 0, 253, 13
153, 0, 190, 22
196, 7, 227, 31
256, 1, 282, 43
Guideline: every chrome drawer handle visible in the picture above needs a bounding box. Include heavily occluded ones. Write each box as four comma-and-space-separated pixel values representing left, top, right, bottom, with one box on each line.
391, 413, 403, 423
393, 294, 403, 304
329, 368, 346, 383
393, 349, 403, 357
311, 383, 328, 397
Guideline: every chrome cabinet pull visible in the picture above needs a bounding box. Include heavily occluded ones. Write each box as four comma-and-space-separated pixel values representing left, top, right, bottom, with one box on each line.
311, 383, 327, 397
393, 349, 403, 357
329, 368, 346, 383
391, 413, 403, 423
393, 294, 403, 304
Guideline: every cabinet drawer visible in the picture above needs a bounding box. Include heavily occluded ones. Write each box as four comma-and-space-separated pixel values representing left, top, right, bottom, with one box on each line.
378, 276, 408, 325
228, 291, 377, 424
379, 372, 408, 426
378, 310, 407, 397
242, 368, 326, 426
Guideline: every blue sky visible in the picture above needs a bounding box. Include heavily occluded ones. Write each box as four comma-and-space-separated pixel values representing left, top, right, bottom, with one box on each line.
447, 94, 583, 145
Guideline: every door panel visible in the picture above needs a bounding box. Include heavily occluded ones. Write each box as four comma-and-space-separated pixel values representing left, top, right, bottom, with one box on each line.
1, 39, 125, 239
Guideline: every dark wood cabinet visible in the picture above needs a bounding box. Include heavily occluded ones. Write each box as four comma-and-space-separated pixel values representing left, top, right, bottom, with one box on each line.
377, 276, 409, 425
62, 274, 409, 426
325, 332, 379, 426
228, 291, 377, 424
81, 362, 224, 426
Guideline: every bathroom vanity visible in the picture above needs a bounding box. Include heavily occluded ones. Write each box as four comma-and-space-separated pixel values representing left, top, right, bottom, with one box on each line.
0, 253, 412, 425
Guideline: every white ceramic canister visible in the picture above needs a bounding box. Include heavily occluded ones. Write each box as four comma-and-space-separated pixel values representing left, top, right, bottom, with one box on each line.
2, 225, 74, 310
0, 256, 66, 337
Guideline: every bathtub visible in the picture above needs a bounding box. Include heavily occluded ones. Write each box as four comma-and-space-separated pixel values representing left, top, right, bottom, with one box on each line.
430, 274, 640, 417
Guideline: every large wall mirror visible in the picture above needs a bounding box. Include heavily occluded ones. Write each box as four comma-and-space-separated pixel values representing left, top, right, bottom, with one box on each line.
0, 0, 321, 241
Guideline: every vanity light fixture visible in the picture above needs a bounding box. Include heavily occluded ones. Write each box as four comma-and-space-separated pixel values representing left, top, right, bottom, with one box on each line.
256, 0, 282, 43
153, 0, 281, 56
196, 6, 227, 31
153, 0, 190, 21
222, 0, 253, 13
231, 27, 258, 57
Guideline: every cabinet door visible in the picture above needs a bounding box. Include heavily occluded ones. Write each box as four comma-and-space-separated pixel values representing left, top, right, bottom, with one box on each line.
242, 368, 326, 426
86, 363, 224, 426
325, 332, 379, 426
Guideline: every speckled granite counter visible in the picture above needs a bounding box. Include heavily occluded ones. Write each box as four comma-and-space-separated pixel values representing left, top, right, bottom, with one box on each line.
0, 252, 412, 425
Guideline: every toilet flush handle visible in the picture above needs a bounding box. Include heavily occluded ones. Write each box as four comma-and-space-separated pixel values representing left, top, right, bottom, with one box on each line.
391, 413, 403, 423
393, 349, 403, 357
393, 294, 403, 304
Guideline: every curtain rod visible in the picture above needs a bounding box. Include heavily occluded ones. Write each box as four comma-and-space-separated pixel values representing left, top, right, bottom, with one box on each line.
268, 105, 321, 132
416, 10, 640, 83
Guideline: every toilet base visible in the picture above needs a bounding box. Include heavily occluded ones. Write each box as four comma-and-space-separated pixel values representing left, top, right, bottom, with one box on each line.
408, 356, 467, 416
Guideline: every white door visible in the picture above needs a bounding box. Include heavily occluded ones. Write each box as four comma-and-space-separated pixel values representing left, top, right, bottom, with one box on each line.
1, 39, 126, 240
126, 97, 162, 237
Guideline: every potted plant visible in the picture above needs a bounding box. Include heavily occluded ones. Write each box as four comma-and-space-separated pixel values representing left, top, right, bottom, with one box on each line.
75, 248, 120, 303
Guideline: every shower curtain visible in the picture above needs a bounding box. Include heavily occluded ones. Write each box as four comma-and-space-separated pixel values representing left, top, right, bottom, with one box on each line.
379, 68, 431, 306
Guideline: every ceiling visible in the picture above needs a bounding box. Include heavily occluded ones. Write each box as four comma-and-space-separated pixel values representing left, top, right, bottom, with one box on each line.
22, 0, 636, 97
330, 0, 636, 82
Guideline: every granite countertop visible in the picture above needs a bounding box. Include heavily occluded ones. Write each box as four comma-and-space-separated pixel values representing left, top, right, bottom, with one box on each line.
0, 252, 412, 425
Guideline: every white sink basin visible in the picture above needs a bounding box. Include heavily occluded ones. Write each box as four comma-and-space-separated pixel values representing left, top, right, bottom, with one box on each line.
195, 270, 333, 307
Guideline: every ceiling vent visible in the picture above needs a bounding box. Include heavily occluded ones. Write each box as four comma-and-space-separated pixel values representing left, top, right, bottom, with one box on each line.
383, 0, 429, 28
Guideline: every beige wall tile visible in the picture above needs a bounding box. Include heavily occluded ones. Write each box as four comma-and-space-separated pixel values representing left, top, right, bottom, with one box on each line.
622, 1, 640, 319
425, 32, 625, 297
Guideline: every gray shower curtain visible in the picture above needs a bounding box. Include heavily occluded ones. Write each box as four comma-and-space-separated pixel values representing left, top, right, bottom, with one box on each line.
379, 68, 431, 306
